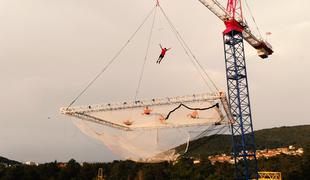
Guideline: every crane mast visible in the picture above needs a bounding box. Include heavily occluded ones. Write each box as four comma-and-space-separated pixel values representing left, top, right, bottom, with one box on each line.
198, 0, 273, 179
223, 23, 258, 180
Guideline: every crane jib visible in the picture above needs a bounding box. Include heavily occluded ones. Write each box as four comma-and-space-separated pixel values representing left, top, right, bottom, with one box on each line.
198, 0, 273, 59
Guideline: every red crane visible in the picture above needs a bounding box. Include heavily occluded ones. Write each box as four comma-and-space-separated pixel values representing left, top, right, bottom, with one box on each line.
199, 0, 273, 58
198, 0, 273, 179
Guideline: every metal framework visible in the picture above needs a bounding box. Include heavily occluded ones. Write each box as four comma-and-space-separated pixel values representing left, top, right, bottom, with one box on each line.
198, 0, 273, 59
97, 168, 105, 180
223, 29, 258, 180
258, 172, 282, 180
197, 0, 271, 179
61, 92, 229, 131
61, 92, 222, 114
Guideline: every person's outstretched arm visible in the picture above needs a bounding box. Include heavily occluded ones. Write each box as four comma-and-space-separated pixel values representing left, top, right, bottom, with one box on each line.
159, 44, 163, 49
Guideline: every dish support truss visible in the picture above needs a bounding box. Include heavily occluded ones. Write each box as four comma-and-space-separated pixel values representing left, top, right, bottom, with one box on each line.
60, 92, 233, 131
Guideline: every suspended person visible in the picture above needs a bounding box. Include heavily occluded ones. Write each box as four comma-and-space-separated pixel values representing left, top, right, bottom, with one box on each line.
157, 44, 171, 64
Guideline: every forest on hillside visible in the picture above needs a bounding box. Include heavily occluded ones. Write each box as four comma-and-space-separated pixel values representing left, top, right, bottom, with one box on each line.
1, 125, 309, 179
0, 149, 309, 180
182, 125, 310, 158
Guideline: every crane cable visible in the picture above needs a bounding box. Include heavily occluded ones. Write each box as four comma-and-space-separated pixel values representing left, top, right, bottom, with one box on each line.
66, 6, 157, 108
67, 3, 222, 108
159, 5, 220, 92
135, 2, 220, 99
158, 5, 214, 92
244, 0, 263, 39
134, 6, 158, 101
194, 124, 229, 140
180, 124, 229, 156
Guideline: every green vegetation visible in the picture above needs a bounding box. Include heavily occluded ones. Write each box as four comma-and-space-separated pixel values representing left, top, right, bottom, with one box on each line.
255, 125, 310, 150
0, 158, 234, 180
0, 153, 309, 180
182, 125, 310, 158
0, 125, 309, 179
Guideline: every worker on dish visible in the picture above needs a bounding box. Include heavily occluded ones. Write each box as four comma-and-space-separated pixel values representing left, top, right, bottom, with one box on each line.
157, 44, 171, 64
143, 106, 152, 115
159, 115, 167, 124
188, 110, 199, 119
123, 119, 133, 126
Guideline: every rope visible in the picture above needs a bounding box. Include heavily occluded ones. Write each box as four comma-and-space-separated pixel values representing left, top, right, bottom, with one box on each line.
194, 124, 229, 140
67, 6, 157, 108
244, 0, 263, 39
180, 125, 229, 156
158, 6, 213, 92
165, 103, 219, 120
134, 6, 158, 101
159, 6, 220, 92
194, 125, 218, 140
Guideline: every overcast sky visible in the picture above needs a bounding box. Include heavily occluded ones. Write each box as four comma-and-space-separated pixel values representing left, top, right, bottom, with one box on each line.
0, 0, 309, 163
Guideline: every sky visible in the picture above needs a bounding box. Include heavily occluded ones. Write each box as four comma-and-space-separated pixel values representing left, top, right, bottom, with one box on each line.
0, 0, 309, 163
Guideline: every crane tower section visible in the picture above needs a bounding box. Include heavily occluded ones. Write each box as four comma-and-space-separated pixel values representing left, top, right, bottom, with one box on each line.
224, 1, 258, 179
197, 0, 271, 179
223, 21, 258, 180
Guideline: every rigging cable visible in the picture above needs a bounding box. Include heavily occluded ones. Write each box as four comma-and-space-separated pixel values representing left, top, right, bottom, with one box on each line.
159, 5, 220, 92
158, 6, 214, 92
180, 125, 229, 157
180, 124, 229, 156
244, 0, 263, 39
194, 124, 229, 140
134, 5, 158, 101
66, 6, 157, 108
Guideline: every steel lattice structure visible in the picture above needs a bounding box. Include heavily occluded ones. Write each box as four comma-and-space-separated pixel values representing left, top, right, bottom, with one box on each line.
198, 0, 272, 179
61, 92, 230, 131
258, 171, 282, 180
223, 30, 258, 180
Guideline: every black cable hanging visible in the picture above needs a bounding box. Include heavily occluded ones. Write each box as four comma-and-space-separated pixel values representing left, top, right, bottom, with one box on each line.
165, 103, 219, 120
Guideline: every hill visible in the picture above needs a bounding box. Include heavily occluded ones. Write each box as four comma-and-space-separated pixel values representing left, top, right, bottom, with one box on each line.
181, 125, 310, 158
0, 125, 309, 180
0, 156, 20, 166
